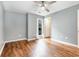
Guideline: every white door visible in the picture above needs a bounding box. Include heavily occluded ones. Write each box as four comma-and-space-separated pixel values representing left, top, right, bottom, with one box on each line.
37, 18, 44, 39
78, 10, 79, 47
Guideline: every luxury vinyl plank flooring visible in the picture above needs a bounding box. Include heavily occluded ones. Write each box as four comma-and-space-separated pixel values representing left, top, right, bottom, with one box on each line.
1, 38, 79, 57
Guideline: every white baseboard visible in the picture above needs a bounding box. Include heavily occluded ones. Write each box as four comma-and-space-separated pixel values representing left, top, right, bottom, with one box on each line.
0, 42, 5, 56
5, 38, 27, 43
27, 38, 37, 41
53, 39, 78, 48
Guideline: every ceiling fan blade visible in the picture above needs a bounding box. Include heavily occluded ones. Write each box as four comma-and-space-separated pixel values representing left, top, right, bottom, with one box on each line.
34, 1, 42, 4
48, 1, 56, 5
44, 7, 50, 12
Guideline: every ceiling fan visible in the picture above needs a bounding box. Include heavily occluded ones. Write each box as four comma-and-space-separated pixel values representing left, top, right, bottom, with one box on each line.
34, 1, 56, 12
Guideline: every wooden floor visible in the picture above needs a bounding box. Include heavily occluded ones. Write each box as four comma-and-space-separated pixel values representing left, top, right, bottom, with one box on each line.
1, 38, 79, 57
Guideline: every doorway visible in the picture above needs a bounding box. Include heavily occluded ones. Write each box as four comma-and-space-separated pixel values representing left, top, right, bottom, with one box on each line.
37, 18, 44, 39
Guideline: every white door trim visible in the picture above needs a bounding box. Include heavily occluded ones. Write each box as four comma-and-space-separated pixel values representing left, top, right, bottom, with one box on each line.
37, 18, 44, 39
77, 10, 79, 48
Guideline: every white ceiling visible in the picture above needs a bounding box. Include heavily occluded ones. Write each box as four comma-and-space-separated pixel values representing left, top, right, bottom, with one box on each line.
2, 1, 79, 16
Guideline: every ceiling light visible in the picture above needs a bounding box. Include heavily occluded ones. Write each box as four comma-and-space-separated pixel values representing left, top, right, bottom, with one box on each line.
44, 4, 47, 7
41, 6, 45, 10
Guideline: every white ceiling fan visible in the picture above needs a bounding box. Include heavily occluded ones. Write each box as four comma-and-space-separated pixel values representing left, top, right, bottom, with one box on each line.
34, 1, 56, 12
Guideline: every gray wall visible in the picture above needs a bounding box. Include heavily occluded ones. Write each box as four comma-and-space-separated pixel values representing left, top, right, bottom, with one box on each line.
48, 4, 79, 45
28, 13, 44, 40
4, 11, 26, 41
4, 11, 43, 41
0, 2, 4, 51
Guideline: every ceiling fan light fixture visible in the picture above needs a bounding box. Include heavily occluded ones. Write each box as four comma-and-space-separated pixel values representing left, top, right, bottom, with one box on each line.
44, 3, 47, 7
41, 6, 45, 10
34, 1, 56, 13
